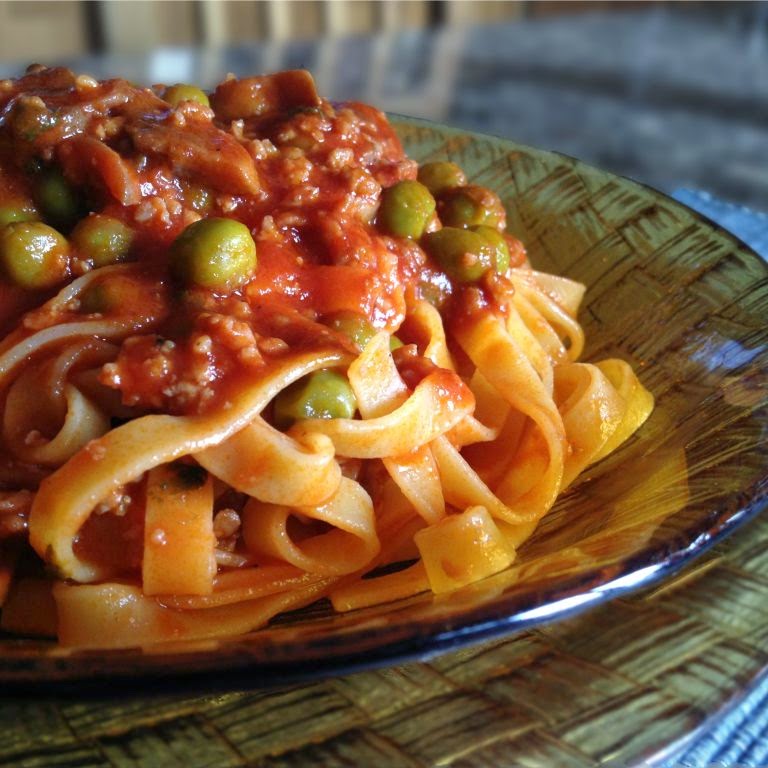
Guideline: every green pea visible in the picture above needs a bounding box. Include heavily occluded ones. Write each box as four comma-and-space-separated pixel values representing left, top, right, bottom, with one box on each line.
79, 283, 109, 314
170, 217, 257, 292
417, 278, 450, 309
181, 182, 213, 213
423, 227, 496, 283
34, 168, 83, 232
0, 196, 39, 229
0, 221, 69, 290
10, 99, 57, 141
325, 311, 376, 349
325, 312, 402, 351
378, 180, 435, 240
79, 275, 140, 314
273, 369, 357, 427
71, 214, 134, 267
417, 162, 467, 196
472, 225, 510, 274
437, 185, 506, 229
164, 84, 210, 108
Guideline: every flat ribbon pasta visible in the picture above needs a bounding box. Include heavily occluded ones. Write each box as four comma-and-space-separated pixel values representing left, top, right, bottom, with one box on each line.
241, 477, 379, 576
0, 264, 163, 379
0, 68, 659, 653
431, 436, 524, 523
292, 366, 474, 459
407, 300, 454, 370
348, 332, 445, 524
414, 506, 516, 594
555, 362, 626, 488
330, 562, 429, 612
161, 564, 324, 610
2, 340, 115, 466
0, 319, 154, 382
54, 578, 333, 649
453, 310, 566, 523
593, 359, 655, 462
509, 268, 585, 361
514, 268, 586, 315
142, 463, 216, 596
28, 349, 348, 582
196, 416, 341, 507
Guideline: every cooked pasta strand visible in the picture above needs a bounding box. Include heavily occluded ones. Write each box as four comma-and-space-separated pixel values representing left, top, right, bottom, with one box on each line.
143, 463, 216, 596
29, 349, 347, 581
0, 66, 655, 649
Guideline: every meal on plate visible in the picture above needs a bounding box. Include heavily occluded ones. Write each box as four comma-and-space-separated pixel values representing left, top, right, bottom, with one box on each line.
0, 66, 653, 648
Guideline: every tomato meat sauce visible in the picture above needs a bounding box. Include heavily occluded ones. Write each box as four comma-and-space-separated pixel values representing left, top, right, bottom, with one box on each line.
0, 65, 525, 418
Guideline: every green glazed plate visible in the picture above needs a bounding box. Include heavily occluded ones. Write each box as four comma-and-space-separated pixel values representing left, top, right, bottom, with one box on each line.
1, 118, 767, 696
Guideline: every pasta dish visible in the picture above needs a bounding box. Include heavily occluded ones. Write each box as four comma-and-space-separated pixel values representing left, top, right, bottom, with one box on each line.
0, 66, 653, 648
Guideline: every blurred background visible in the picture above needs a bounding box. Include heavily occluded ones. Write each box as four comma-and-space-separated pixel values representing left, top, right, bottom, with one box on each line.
0, 0, 766, 209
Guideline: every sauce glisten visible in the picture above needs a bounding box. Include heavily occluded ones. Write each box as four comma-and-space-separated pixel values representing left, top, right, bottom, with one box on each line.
0, 66, 523, 418
0, 68, 656, 649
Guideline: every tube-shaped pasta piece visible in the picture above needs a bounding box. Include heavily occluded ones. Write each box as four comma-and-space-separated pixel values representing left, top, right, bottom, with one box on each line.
143, 463, 215, 596
414, 506, 516, 594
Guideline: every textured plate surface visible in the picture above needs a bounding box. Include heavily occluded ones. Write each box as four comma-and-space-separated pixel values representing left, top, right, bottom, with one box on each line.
4, 512, 768, 767
1, 118, 767, 692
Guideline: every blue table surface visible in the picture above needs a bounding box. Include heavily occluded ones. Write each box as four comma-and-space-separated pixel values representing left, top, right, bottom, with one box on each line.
659, 189, 768, 768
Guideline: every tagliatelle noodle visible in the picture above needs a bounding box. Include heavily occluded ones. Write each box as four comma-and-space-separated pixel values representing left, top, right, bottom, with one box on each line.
453, 310, 567, 522
196, 417, 341, 507
291, 367, 475, 460
348, 332, 445, 524
241, 476, 379, 575
53, 578, 334, 649
29, 349, 347, 582
2, 340, 116, 465
142, 463, 216, 595
0, 66, 655, 648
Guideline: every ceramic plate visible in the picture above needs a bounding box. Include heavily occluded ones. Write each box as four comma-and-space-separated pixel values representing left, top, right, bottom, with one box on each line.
2, 119, 767, 693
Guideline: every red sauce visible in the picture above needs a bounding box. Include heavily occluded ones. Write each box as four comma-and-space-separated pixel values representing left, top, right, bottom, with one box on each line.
0, 66, 521, 417
72, 480, 145, 574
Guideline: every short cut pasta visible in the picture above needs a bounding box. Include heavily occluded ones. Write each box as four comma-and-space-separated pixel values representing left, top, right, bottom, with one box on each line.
0, 66, 653, 648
